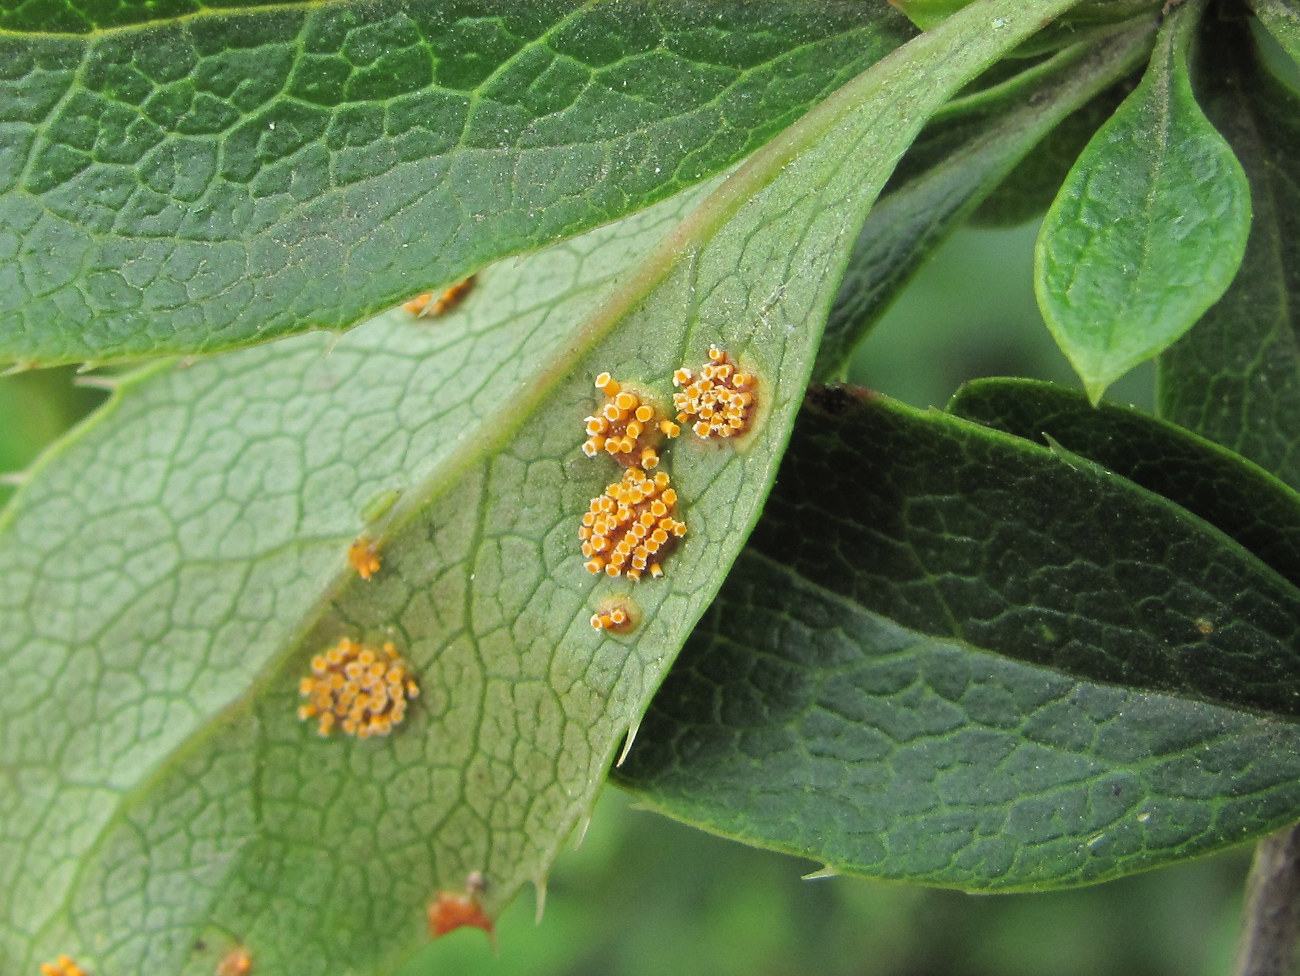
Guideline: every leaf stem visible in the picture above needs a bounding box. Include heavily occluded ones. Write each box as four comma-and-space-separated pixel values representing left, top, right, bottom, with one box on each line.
1234, 825, 1300, 976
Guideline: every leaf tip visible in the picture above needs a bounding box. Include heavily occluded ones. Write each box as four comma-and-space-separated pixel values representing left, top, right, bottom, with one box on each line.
616, 716, 642, 767
1, 359, 36, 377
72, 373, 121, 392
801, 865, 839, 881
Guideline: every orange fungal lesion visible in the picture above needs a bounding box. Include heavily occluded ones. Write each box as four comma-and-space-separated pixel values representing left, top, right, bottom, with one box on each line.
402, 275, 476, 317
579, 467, 686, 582
429, 871, 495, 943
348, 536, 381, 581
298, 638, 419, 739
582, 373, 674, 468
40, 956, 88, 976
672, 344, 758, 439
216, 946, 253, 976
590, 598, 637, 632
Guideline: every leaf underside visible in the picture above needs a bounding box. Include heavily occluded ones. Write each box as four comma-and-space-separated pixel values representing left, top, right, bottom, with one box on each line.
0, 1, 1083, 972
616, 388, 1300, 890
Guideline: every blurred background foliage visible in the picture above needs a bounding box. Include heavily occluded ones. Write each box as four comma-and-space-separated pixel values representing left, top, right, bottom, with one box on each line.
1, 223, 1244, 974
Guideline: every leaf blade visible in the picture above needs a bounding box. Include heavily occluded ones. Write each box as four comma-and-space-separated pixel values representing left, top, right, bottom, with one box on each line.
949, 376, 1300, 592
1158, 20, 1300, 487
1, 1, 1084, 971
1034, 0, 1251, 402
0, 1, 914, 366
819, 20, 1155, 378
616, 388, 1300, 888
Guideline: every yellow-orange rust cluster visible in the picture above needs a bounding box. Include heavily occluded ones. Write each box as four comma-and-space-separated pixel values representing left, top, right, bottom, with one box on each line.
673, 345, 757, 439
580, 467, 686, 581
402, 276, 476, 317
298, 638, 419, 739
40, 957, 87, 976
582, 373, 677, 468
590, 605, 632, 631
348, 536, 381, 580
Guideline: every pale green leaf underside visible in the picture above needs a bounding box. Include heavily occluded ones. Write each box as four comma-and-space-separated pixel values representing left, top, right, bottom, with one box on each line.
0, 1, 1084, 972
1034, 0, 1251, 402
0, 0, 912, 366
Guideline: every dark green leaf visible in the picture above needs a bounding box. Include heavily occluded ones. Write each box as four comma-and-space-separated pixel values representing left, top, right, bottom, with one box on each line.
888, 0, 975, 31
1249, 0, 1300, 71
616, 388, 1300, 888
819, 21, 1155, 378
0, 1, 914, 366
969, 82, 1129, 227
1035, 0, 1251, 402
949, 376, 1300, 591
1158, 20, 1300, 487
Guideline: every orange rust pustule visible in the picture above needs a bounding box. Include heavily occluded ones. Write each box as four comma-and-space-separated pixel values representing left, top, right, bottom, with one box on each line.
591, 602, 636, 632
582, 373, 672, 468
402, 276, 476, 317
216, 946, 253, 976
579, 467, 686, 581
297, 638, 419, 739
348, 536, 381, 580
428, 892, 495, 939
40, 956, 88, 976
672, 344, 758, 439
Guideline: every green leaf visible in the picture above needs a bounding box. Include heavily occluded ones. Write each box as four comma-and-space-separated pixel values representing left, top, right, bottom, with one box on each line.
949, 376, 1300, 591
888, 0, 977, 31
0, 1, 1079, 971
1158, 21, 1300, 488
615, 388, 1300, 889
969, 81, 1128, 227
819, 20, 1155, 378
1034, 0, 1251, 403
0, 2, 915, 367
1249, 0, 1300, 71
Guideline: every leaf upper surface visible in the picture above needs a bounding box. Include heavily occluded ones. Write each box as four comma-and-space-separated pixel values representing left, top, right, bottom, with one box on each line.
819, 20, 1154, 378
1034, 0, 1251, 402
950, 377, 1300, 592
1249, 0, 1300, 70
616, 388, 1300, 889
0, 1, 1080, 970
1158, 22, 1300, 488
0, 0, 914, 365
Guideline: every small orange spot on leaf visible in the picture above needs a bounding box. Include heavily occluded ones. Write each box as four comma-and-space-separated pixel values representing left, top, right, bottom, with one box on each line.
216, 946, 252, 976
40, 956, 88, 976
429, 873, 495, 943
348, 536, 381, 580
402, 276, 476, 317
591, 596, 638, 633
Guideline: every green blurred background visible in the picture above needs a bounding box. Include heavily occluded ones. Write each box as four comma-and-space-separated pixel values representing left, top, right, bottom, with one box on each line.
1, 223, 1246, 975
